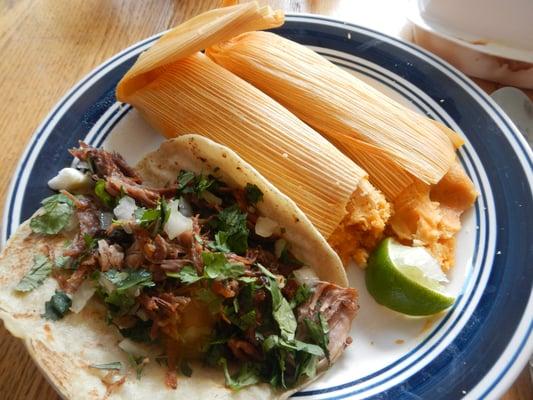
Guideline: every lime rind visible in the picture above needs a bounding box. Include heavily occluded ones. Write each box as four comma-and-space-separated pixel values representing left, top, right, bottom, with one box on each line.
365, 238, 455, 316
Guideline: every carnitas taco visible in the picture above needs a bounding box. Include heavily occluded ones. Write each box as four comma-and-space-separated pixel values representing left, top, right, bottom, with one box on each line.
0, 134, 357, 399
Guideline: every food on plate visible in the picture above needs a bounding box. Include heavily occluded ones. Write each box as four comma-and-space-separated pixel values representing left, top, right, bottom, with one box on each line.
116, 1, 391, 265
365, 238, 455, 315
0, 135, 358, 399
206, 30, 478, 270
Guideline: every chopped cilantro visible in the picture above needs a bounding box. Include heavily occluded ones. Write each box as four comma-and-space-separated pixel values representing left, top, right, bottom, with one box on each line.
167, 253, 246, 284
119, 320, 153, 343
83, 234, 98, 250
94, 179, 115, 208
176, 170, 195, 191
263, 335, 324, 357
89, 362, 122, 371
208, 231, 231, 253
98, 269, 154, 314
253, 269, 297, 341
128, 354, 147, 380
104, 269, 154, 291
304, 313, 330, 361
213, 205, 249, 254
177, 170, 217, 196
135, 199, 170, 235
220, 359, 260, 390
15, 254, 52, 292
290, 283, 312, 308
298, 353, 318, 379
166, 265, 202, 284
42, 290, 71, 320
203, 252, 245, 280
54, 255, 72, 269
265, 274, 297, 341
244, 183, 263, 205
236, 310, 257, 331
30, 194, 74, 235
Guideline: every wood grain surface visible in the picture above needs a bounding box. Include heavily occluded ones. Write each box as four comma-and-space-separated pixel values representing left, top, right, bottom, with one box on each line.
0, 1, 531, 399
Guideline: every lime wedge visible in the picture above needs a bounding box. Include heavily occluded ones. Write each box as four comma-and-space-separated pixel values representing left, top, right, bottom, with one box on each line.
365, 238, 455, 316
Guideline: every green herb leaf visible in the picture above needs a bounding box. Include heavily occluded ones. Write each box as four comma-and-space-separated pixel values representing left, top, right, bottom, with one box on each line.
90, 362, 122, 371
202, 252, 245, 280
240, 310, 257, 331
94, 179, 115, 208
137, 207, 160, 226
304, 313, 330, 361
30, 194, 74, 235
266, 277, 297, 341
262, 335, 323, 357
128, 354, 147, 380
15, 254, 52, 292
177, 170, 217, 196
99, 269, 154, 314
42, 290, 71, 320
104, 269, 154, 291
244, 183, 263, 205
256, 263, 276, 279
195, 174, 215, 194
160, 197, 170, 226
180, 360, 193, 377
119, 320, 153, 343
220, 359, 261, 390
83, 234, 98, 250
298, 354, 318, 379
54, 255, 72, 269
208, 231, 231, 253
136, 200, 170, 235
290, 283, 312, 308
214, 205, 249, 254
176, 170, 195, 191
167, 265, 202, 284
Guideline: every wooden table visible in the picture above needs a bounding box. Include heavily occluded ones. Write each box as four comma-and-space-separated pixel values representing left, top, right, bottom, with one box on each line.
0, 1, 531, 399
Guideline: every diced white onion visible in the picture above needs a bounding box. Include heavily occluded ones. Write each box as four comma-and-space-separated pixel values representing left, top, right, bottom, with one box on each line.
48, 168, 91, 191
70, 280, 96, 313
293, 267, 319, 286
118, 338, 150, 357
164, 199, 193, 240
178, 197, 193, 217
255, 216, 279, 238
113, 196, 136, 221
99, 212, 113, 230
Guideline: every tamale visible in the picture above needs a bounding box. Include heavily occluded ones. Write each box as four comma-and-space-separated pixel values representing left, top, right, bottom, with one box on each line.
207, 31, 477, 269
116, 3, 390, 265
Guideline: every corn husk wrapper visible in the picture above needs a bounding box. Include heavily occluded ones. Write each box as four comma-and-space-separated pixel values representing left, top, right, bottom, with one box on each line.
116, 3, 383, 245
207, 31, 477, 269
207, 31, 464, 198
120, 52, 369, 238
118, 2, 283, 99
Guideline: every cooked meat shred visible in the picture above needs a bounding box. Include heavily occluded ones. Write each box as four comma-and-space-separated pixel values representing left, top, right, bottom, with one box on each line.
298, 282, 358, 361
97, 240, 124, 271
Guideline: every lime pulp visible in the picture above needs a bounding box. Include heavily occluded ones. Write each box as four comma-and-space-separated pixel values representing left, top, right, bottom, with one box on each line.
365, 238, 455, 316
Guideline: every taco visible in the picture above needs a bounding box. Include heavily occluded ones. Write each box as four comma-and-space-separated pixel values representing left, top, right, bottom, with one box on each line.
0, 134, 357, 399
